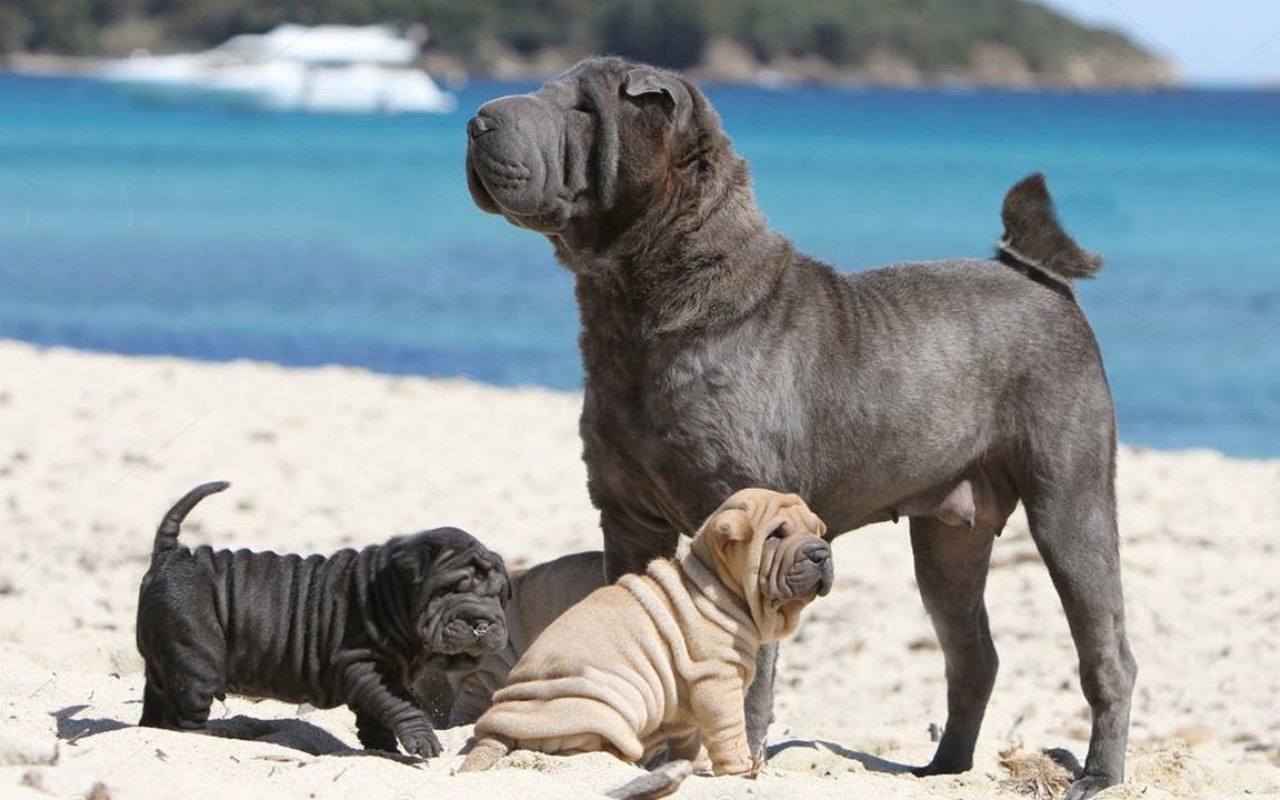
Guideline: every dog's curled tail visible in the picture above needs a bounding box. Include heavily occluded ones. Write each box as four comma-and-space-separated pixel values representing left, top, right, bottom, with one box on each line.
998, 173, 1103, 282
458, 737, 510, 772
153, 481, 230, 556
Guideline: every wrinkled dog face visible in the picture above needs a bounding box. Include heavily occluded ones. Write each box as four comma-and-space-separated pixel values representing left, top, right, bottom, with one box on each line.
756, 501, 833, 609
465, 57, 700, 238
702, 489, 833, 638
388, 528, 511, 670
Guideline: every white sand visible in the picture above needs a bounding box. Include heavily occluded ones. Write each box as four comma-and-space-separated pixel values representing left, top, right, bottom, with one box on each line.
1, 338, 1277, 799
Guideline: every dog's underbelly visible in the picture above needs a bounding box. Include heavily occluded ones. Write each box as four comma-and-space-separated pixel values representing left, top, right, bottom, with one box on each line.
222, 678, 322, 707
585, 418, 1006, 541
586, 383, 1010, 540
848, 459, 1019, 533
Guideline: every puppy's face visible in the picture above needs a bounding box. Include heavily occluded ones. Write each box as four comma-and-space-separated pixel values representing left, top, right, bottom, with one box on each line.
386, 528, 511, 670
698, 489, 833, 641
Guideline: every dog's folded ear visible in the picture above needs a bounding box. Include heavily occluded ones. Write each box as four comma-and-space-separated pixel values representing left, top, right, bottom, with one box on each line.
808, 510, 829, 541
622, 66, 693, 129
711, 508, 753, 543
386, 537, 432, 587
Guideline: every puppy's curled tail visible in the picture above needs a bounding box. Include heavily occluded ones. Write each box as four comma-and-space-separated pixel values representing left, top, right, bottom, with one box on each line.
458, 737, 510, 772
153, 481, 230, 557
998, 172, 1103, 281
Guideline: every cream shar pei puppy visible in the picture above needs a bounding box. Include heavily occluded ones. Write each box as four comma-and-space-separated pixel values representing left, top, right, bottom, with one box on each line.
460, 488, 833, 774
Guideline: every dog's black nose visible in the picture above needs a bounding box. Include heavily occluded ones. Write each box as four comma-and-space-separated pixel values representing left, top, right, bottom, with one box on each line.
807, 547, 830, 565
468, 115, 495, 140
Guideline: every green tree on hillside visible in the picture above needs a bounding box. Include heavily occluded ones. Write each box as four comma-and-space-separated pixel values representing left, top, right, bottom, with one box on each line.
0, 0, 1162, 84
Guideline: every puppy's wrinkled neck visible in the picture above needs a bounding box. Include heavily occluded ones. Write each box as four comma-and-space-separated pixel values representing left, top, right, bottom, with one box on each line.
633, 554, 756, 654
682, 538, 779, 645
350, 546, 420, 672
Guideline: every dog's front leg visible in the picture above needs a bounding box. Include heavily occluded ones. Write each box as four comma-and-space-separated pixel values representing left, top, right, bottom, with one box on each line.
689, 677, 752, 776
354, 708, 399, 752
343, 661, 441, 757
743, 644, 776, 759
600, 509, 680, 582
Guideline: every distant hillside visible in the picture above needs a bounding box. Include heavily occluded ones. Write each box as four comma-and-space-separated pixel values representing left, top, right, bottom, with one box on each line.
0, 0, 1175, 87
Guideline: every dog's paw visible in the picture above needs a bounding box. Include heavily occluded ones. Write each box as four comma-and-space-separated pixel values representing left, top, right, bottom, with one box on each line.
911, 754, 971, 777
399, 728, 442, 759
1063, 774, 1119, 800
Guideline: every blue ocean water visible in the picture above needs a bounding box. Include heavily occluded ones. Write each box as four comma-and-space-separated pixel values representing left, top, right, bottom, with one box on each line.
1, 74, 1277, 457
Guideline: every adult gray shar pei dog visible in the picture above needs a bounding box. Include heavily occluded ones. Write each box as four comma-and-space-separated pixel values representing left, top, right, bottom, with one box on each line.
136, 481, 511, 758
465, 57, 1135, 799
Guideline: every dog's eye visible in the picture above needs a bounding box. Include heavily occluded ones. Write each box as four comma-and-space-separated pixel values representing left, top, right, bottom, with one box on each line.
573, 101, 593, 115
767, 524, 787, 541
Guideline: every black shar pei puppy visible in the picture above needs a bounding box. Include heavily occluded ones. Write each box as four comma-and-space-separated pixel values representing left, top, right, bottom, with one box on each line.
136, 481, 510, 757
464, 57, 1135, 798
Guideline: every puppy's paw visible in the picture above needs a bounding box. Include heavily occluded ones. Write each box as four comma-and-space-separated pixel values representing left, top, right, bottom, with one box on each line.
711, 754, 755, 777
399, 728, 442, 759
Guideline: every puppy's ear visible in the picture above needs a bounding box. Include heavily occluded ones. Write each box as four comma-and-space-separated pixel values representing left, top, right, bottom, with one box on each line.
710, 508, 753, 544
622, 67, 692, 129
386, 538, 432, 587
809, 510, 828, 540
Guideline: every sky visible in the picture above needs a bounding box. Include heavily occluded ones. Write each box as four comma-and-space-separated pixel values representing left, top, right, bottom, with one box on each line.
1040, 0, 1280, 85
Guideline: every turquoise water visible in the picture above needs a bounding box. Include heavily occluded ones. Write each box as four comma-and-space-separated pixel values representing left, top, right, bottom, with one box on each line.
1, 74, 1277, 456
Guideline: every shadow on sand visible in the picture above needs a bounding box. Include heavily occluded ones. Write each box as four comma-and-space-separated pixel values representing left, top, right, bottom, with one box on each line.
766, 738, 917, 774
51, 705, 130, 740
51, 705, 419, 763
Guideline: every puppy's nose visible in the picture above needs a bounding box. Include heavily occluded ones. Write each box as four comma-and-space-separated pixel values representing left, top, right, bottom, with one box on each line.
467, 115, 495, 140
472, 619, 491, 639
807, 547, 830, 565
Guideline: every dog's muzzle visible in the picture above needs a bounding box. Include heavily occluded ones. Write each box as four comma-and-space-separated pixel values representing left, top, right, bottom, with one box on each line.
799, 540, 835, 597
465, 94, 577, 234
466, 95, 550, 216
436, 600, 508, 659
765, 538, 834, 605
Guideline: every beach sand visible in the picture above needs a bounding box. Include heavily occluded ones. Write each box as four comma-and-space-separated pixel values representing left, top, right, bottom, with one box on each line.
1, 338, 1277, 799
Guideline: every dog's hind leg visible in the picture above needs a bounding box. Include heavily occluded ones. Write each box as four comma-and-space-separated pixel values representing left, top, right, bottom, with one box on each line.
1020, 442, 1136, 800
139, 669, 179, 728
910, 517, 1000, 776
168, 666, 221, 730
138, 643, 223, 730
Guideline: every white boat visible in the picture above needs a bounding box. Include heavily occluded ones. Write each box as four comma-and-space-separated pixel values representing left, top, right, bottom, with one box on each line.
95, 24, 456, 114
